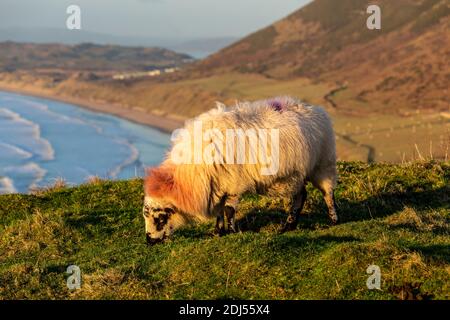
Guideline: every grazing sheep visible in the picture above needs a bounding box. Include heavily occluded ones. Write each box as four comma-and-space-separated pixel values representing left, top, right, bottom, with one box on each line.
143, 97, 337, 244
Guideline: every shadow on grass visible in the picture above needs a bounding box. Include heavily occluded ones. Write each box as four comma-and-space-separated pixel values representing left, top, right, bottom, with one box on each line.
258, 234, 361, 265
169, 186, 449, 240
237, 209, 286, 232
236, 186, 449, 232
267, 234, 360, 251
41, 263, 68, 275
387, 223, 449, 236
336, 186, 449, 223
63, 208, 138, 236
174, 225, 214, 240
406, 244, 450, 264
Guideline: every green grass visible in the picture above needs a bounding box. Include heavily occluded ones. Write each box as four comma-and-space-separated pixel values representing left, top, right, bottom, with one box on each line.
333, 113, 450, 163
0, 161, 449, 299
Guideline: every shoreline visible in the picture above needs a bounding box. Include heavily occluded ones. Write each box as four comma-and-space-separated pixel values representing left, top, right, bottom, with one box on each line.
0, 85, 183, 134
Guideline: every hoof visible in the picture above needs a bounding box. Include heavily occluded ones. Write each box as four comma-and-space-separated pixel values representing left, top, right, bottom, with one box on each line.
213, 228, 226, 237
279, 223, 297, 234
227, 226, 239, 234
329, 219, 338, 226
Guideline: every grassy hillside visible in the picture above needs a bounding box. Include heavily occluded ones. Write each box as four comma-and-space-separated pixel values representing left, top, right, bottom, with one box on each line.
0, 161, 448, 299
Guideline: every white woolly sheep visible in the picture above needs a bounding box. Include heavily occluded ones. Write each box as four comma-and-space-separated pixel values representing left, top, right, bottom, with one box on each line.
143, 97, 337, 244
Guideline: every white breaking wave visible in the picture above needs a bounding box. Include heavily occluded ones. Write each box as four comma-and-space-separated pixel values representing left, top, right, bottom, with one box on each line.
0, 176, 17, 194
3, 162, 47, 191
18, 97, 105, 131
21, 97, 107, 135
0, 141, 33, 159
22, 99, 89, 125
0, 108, 55, 161
108, 139, 140, 178
17, 99, 49, 111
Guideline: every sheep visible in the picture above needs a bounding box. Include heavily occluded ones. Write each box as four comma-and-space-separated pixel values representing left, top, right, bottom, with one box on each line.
143, 96, 337, 244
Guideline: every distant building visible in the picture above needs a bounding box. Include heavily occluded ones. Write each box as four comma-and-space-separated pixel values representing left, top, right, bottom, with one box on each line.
112, 74, 127, 80
164, 67, 179, 73
112, 67, 179, 80
147, 70, 161, 76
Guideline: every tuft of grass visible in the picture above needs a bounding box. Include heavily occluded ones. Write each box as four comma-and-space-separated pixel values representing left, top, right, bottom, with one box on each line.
0, 161, 448, 299
30, 177, 67, 195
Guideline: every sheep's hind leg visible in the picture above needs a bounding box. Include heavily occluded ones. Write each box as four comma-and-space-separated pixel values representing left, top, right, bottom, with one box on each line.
280, 185, 307, 233
323, 188, 338, 225
311, 166, 338, 225
315, 179, 338, 225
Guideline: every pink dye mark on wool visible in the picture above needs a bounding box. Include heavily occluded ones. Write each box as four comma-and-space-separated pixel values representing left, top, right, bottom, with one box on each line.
267, 98, 288, 112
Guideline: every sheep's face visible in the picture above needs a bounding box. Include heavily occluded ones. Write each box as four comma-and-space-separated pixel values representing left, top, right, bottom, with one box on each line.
143, 196, 179, 245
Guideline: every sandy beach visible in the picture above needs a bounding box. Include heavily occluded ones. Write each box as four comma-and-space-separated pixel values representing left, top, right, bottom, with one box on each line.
0, 85, 183, 134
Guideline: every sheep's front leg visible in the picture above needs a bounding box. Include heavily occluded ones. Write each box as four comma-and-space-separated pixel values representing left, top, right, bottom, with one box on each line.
280, 185, 307, 233
224, 195, 239, 233
211, 202, 226, 236
224, 206, 237, 233
214, 213, 226, 236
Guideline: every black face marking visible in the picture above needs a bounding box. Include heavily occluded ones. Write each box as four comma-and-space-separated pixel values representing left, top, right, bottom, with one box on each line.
153, 213, 169, 231
164, 207, 175, 214
143, 204, 151, 217
146, 233, 166, 246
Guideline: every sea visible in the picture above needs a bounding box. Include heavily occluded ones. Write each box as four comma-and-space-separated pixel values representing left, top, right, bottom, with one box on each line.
0, 91, 171, 194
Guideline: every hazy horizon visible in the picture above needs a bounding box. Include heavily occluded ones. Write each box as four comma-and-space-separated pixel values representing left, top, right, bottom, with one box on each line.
0, 0, 311, 42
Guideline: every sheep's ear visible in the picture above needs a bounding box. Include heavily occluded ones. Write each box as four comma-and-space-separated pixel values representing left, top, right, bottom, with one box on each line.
215, 101, 226, 110
144, 166, 174, 197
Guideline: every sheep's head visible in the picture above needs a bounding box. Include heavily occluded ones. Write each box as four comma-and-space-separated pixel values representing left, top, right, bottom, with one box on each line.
142, 195, 180, 245
143, 164, 186, 245
143, 162, 209, 245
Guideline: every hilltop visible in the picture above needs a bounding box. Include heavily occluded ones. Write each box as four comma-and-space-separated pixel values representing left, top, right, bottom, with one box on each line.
0, 161, 448, 299
192, 0, 450, 112
0, 42, 192, 72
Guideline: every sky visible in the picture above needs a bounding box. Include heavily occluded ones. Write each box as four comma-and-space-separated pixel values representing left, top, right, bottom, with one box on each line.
0, 0, 311, 39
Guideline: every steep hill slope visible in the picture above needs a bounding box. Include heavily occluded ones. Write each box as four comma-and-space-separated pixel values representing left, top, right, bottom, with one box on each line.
193, 0, 450, 111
